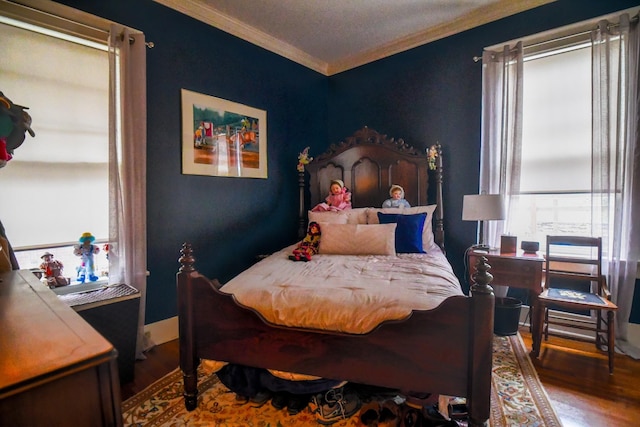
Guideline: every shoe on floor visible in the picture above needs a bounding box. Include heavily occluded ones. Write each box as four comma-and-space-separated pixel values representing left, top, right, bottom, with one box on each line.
359, 401, 381, 426
310, 386, 361, 425
271, 392, 289, 410
287, 393, 311, 415
249, 390, 272, 408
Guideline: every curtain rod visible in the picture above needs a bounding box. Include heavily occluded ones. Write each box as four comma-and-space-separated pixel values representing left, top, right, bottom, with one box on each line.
472, 12, 638, 62
3, 0, 154, 48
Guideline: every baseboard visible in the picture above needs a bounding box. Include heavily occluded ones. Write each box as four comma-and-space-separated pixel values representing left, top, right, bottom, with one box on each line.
144, 316, 179, 345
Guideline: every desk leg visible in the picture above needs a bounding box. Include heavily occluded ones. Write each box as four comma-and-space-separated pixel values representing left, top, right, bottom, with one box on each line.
530, 296, 543, 358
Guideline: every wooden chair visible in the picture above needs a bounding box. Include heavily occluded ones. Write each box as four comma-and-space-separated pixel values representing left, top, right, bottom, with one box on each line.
537, 235, 618, 374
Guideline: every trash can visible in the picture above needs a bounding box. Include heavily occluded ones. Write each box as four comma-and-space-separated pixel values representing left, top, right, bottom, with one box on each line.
494, 297, 522, 336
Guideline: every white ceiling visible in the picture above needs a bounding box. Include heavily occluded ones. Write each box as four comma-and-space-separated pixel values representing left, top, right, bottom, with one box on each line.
154, 0, 555, 75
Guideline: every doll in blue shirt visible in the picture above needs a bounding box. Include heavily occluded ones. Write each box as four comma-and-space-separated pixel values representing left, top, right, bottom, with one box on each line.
382, 184, 411, 208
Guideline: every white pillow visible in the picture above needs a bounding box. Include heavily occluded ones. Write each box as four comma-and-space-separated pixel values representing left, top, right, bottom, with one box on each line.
319, 223, 397, 255
367, 205, 437, 249
308, 211, 349, 224
343, 207, 369, 224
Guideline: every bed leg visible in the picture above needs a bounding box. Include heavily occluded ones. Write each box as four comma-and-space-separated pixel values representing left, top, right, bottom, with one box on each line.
183, 368, 198, 411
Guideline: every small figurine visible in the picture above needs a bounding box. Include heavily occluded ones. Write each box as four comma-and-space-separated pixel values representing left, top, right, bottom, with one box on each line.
297, 146, 313, 172
289, 222, 321, 262
39, 251, 70, 288
428, 144, 439, 171
311, 179, 352, 212
73, 232, 100, 283
382, 184, 411, 208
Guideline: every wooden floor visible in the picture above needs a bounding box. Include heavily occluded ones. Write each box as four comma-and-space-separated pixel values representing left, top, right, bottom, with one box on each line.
121, 328, 640, 426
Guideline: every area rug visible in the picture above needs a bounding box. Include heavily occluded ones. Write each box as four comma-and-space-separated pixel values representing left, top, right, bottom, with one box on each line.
122, 334, 562, 426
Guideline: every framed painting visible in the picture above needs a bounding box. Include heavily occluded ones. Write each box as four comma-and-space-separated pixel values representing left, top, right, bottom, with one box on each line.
181, 89, 267, 178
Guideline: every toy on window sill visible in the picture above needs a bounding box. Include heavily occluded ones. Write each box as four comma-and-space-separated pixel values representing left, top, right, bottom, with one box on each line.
289, 221, 321, 262
39, 251, 70, 288
73, 232, 100, 283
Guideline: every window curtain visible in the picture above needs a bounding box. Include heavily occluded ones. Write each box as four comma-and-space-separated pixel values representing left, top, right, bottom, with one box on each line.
108, 25, 150, 359
591, 13, 640, 358
479, 43, 524, 247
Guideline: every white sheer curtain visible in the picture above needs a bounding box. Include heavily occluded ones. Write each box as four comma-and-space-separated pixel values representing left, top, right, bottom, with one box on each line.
479, 42, 524, 250
591, 13, 640, 358
108, 25, 150, 359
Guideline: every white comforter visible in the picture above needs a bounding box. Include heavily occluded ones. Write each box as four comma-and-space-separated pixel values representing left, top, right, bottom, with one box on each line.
221, 243, 463, 334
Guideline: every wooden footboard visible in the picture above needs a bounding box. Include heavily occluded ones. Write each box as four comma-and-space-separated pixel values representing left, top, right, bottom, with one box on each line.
177, 244, 494, 426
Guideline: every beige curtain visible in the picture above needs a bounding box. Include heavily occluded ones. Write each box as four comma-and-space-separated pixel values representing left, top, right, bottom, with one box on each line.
479, 42, 524, 248
591, 13, 640, 358
108, 25, 150, 358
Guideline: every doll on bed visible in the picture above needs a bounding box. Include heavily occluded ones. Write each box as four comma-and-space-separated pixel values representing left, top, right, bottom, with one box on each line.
311, 179, 352, 212
382, 184, 411, 208
289, 221, 321, 262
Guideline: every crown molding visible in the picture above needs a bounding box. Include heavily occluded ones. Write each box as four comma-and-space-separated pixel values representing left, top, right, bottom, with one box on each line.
155, 0, 555, 76
327, 0, 556, 75
153, 0, 329, 74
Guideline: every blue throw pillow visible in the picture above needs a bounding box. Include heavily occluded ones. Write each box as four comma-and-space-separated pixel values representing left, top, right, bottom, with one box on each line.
377, 212, 427, 253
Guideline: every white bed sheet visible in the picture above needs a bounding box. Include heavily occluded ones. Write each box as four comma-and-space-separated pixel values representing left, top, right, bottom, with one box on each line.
221, 243, 463, 334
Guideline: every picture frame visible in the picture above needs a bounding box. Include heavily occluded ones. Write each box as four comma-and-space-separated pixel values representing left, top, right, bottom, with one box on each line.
181, 89, 267, 178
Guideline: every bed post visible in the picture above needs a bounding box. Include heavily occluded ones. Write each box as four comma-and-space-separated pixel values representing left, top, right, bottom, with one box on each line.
298, 169, 306, 239
432, 143, 445, 251
467, 255, 495, 427
177, 243, 199, 411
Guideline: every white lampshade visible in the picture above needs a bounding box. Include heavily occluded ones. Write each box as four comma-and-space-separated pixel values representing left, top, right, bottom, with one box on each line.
462, 194, 506, 221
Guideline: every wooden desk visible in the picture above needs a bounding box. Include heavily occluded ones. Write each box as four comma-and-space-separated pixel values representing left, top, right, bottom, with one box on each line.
468, 249, 544, 356
0, 269, 122, 427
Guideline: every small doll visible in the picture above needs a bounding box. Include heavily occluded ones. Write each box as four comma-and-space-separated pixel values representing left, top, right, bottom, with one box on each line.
39, 251, 70, 288
382, 184, 411, 208
297, 146, 313, 172
73, 232, 100, 283
289, 222, 321, 262
311, 179, 352, 212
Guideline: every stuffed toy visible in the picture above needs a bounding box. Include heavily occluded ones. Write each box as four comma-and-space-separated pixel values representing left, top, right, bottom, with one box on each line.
311, 179, 352, 212
289, 222, 321, 262
382, 184, 411, 208
39, 251, 71, 288
297, 146, 313, 172
0, 91, 35, 168
73, 232, 100, 283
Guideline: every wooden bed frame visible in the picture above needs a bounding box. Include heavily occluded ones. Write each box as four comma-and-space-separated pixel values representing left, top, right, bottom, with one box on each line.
177, 127, 495, 426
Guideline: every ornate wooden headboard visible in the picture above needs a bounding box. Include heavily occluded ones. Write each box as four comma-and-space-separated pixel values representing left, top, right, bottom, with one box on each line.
299, 127, 444, 249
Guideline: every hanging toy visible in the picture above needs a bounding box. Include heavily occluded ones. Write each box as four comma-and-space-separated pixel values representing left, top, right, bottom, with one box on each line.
0, 91, 35, 168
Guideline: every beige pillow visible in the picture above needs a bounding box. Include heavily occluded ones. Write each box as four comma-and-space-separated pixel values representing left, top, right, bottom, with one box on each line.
367, 205, 437, 249
319, 223, 397, 255
308, 211, 349, 224
343, 208, 369, 224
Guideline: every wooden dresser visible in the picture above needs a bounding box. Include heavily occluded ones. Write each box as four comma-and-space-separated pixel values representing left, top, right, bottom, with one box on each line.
0, 269, 122, 427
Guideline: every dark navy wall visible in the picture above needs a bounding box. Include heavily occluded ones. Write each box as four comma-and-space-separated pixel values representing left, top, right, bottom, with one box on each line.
327, 0, 640, 291
56, 0, 328, 323
54, 0, 639, 323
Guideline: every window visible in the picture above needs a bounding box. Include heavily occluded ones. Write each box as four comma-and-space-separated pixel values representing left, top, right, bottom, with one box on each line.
0, 16, 110, 284
506, 37, 600, 249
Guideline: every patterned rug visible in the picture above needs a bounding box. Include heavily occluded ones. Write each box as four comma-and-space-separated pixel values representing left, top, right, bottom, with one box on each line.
122, 334, 562, 426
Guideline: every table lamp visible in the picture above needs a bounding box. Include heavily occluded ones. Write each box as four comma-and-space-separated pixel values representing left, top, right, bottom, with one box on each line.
462, 194, 505, 249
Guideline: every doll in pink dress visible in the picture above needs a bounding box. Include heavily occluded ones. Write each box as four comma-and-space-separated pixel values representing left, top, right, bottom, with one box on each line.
311, 179, 352, 212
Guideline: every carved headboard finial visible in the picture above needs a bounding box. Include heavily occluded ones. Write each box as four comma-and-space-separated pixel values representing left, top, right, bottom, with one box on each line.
179, 242, 195, 272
